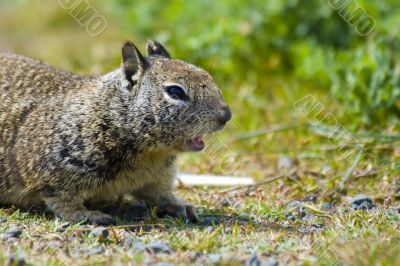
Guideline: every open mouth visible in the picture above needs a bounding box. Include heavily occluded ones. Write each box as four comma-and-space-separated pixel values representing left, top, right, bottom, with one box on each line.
185, 135, 205, 151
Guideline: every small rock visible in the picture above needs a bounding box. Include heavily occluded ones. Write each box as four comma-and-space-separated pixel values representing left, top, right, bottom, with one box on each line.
204, 226, 215, 233
224, 228, 232, 234
1, 225, 22, 239
281, 221, 292, 229
224, 227, 233, 234
303, 194, 318, 202
277, 156, 293, 170
247, 255, 261, 266
321, 203, 331, 210
239, 213, 250, 222
343, 207, 351, 213
385, 206, 400, 218
9, 247, 26, 266
263, 257, 279, 266
285, 213, 296, 221
221, 198, 231, 207
0, 218, 6, 224
9, 255, 26, 266
350, 194, 376, 210
201, 216, 220, 226
45, 240, 63, 250
321, 164, 333, 175
208, 253, 222, 263
89, 227, 109, 240
143, 242, 173, 254
123, 237, 143, 248
86, 246, 105, 255
285, 200, 302, 209
187, 251, 203, 261
300, 224, 323, 234
298, 207, 307, 218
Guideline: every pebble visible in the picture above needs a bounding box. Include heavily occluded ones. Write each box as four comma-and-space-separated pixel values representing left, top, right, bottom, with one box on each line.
205, 226, 215, 233
208, 253, 222, 263
321, 202, 331, 210
0, 218, 6, 224
285, 200, 302, 209
277, 156, 294, 170
264, 257, 279, 266
154, 263, 174, 266
187, 251, 203, 261
303, 194, 318, 202
224, 228, 232, 234
45, 240, 63, 250
299, 207, 307, 218
281, 221, 292, 229
86, 246, 105, 255
385, 206, 400, 218
9, 247, 26, 266
221, 198, 231, 207
239, 213, 250, 222
1, 225, 22, 239
350, 194, 375, 210
246, 255, 279, 266
247, 255, 261, 266
285, 213, 296, 221
89, 227, 109, 240
9, 255, 26, 266
299, 224, 323, 234
321, 164, 333, 175
123, 237, 143, 248
143, 242, 173, 254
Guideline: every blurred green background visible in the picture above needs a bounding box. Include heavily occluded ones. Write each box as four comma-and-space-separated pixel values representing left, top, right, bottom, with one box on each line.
0, 0, 399, 176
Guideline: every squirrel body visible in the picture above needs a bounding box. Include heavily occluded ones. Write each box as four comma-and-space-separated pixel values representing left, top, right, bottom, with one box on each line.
0, 41, 231, 224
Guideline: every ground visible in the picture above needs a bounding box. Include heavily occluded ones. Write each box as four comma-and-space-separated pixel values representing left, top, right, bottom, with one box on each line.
0, 106, 399, 265
0, 1, 399, 265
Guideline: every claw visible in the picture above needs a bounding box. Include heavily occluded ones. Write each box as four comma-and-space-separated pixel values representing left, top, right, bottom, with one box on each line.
156, 197, 198, 223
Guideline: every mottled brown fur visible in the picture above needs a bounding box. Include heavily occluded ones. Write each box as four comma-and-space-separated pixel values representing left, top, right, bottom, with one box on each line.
0, 40, 231, 225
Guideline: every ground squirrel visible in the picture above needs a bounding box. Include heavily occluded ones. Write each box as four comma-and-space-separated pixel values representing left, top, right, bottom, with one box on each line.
0, 40, 231, 225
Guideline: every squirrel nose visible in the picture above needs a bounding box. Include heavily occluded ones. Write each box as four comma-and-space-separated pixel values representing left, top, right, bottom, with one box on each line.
218, 105, 232, 124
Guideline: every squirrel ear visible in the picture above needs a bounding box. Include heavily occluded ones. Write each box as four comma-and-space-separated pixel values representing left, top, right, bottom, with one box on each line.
121, 41, 146, 88
146, 40, 171, 58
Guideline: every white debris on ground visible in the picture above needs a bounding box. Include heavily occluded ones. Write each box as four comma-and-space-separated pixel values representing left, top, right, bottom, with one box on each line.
176, 173, 254, 186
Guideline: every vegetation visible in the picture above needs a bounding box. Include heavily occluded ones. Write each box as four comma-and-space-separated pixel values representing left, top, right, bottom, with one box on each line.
0, 0, 399, 265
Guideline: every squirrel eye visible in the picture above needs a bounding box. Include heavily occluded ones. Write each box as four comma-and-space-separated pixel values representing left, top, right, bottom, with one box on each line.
165, 85, 188, 101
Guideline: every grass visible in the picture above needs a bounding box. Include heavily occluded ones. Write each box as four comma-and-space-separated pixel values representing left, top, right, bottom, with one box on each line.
1, 1, 400, 265
0, 130, 399, 265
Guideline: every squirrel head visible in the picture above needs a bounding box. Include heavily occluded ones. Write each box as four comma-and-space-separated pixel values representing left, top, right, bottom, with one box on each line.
119, 40, 231, 152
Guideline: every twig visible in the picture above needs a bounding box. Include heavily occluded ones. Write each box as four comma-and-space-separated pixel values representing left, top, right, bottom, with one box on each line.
63, 223, 167, 231
340, 151, 363, 190
218, 174, 287, 194
353, 133, 400, 140
228, 124, 303, 143
352, 164, 400, 179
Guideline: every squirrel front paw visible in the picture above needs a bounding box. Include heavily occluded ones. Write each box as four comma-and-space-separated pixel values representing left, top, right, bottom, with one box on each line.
44, 198, 116, 225
83, 211, 116, 225
61, 210, 116, 226
157, 197, 198, 223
